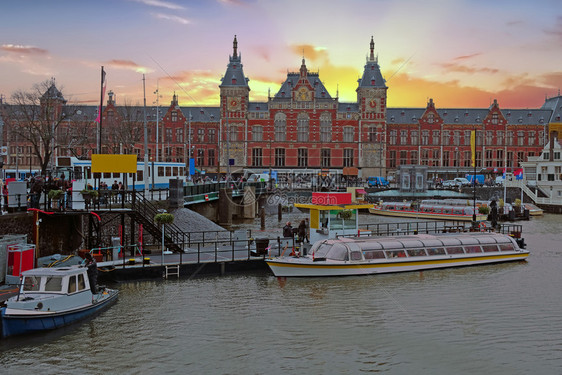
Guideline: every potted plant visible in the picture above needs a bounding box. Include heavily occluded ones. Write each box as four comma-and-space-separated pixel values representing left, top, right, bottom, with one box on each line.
48, 189, 64, 200
478, 205, 490, 215
514, 198, 522, 213
48, 189, 64, 210
81, 188, 99, 200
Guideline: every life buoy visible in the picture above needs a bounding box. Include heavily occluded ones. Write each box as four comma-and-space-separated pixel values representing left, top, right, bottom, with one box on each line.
479, 222, 487, 231
204, 194, 209, 201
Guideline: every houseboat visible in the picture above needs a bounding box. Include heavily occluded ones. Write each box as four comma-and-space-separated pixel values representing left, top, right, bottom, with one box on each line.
368, 201, 488, 221
1, 266, 118, 337
266, 232, 529, 277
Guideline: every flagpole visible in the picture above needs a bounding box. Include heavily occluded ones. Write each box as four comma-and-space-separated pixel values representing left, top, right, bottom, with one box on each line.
97, 66, 105, 155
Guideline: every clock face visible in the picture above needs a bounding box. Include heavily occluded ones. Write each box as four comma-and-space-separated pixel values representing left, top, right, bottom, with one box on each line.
297, 88, 309, 101
368, 99, 377, 108
227, 96, 241, 111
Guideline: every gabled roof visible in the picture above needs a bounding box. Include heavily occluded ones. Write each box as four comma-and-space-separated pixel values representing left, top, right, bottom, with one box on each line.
273, 71, 333, 100
541, 95, 562, 122
387, 107, 551, 126
180, 107, 220, 122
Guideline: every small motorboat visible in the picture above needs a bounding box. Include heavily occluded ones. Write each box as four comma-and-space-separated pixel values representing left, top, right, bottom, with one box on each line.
1, 266, 118, 338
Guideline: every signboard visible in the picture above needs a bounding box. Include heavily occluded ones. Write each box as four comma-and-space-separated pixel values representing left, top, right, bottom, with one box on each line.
189, 158, 195, 176
91, 154, 137, 173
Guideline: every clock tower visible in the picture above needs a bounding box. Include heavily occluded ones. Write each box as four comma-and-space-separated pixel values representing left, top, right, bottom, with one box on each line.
357, 36, 388, 177
219, 35, 250, 176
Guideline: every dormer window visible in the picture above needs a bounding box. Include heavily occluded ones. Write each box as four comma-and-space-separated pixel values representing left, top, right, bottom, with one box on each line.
232, 64, 236, 69
528, 112, 532, 117
464, 111, 469, 116
232, 77, 237, 84
371, 79, 375, 85
281, 92, 285, 97
390, 116, 395, 122
321, 92, 326, 97
401, 111, 405, 116
455, 117, 459, 122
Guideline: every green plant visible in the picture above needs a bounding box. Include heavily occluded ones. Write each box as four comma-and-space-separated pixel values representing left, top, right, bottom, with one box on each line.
478, 205, 490, 215
48, 189, 64, 200
499, 198, 504, 208
154, 212, 174, 225
514, 198, 521, 207
81, 189, 99, 197
338, 209, 353, 220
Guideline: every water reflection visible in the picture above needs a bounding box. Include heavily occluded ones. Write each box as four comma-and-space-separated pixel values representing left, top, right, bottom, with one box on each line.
1, 214, 561, 374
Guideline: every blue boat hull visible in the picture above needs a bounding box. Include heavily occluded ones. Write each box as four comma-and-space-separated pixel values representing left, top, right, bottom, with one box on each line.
1, 290, 118, 338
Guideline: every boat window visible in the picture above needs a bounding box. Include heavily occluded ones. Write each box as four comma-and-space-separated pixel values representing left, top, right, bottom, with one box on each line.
350, 251, 362, 261
327, 243, 348, 261
452, 207, 464, 215
23, 276, 41, 292
45, 276, 63, 292
465, 245, 482, 253
499, 243, 515, 251
442, 207, 452, 214
446, 247, 465, 255
78, 274, 86, 290
68, 275, 77, 293
427, 247, 445, 256
386, 250, 406, 258
482, 245, 499, 253
407, 249, 427, 257
312, 243, 331, 258
364, 250, 385, 259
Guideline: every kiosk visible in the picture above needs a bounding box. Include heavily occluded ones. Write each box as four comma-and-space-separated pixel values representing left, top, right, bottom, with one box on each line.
294, 192, 372, 243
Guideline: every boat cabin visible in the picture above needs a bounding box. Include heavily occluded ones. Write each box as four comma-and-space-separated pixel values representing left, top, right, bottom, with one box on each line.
20, 267, 91, 296
309, 233, 521, 262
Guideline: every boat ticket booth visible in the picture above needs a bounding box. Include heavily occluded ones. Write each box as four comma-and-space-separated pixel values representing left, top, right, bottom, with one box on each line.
295, 192, 372, 243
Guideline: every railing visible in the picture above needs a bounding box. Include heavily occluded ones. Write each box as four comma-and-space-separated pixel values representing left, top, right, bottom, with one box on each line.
505, 178, 562, 206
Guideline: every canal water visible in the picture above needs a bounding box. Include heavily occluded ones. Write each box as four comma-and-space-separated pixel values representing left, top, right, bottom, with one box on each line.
1, 212, 561, 374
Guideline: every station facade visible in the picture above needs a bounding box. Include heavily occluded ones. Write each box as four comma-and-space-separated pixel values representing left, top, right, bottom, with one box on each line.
1, 36, 561, 180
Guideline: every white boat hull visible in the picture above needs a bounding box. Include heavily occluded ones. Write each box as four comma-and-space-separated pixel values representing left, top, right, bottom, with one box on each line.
266, 252, 529, 277
368, 208, 487, 221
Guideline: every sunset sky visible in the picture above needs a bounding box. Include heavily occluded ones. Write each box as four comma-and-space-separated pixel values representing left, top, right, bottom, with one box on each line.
1, 0, 561, 110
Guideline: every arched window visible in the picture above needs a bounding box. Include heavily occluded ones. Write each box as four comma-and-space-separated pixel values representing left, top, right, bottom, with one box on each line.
320, 112, 331, 142
297, 113, 309, 142
274, 112, 286, 141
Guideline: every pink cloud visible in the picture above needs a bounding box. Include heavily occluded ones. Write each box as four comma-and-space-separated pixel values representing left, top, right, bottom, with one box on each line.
1, 44, 48, 55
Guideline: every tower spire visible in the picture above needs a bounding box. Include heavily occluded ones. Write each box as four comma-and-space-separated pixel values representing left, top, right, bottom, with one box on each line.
233, 35, 238, 59
369, 36, 375, 61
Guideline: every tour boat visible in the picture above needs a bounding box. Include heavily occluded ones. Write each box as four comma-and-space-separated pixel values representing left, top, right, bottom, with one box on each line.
1, 266, 118, 337
368, 201, 488, 221
266, 232, 528, 277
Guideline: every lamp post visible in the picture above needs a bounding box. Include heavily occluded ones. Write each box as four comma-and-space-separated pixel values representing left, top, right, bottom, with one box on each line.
142, 74, 149, 194
154, 82, 160, 162
188, 111, 192, 181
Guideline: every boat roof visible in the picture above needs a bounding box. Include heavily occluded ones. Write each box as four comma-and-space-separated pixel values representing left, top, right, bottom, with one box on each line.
22, 266, 86, 277
334, 232, 513, 250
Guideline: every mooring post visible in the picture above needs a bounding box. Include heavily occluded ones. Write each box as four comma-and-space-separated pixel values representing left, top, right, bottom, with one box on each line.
260, 207, 265, 230
278, 203, 282, 221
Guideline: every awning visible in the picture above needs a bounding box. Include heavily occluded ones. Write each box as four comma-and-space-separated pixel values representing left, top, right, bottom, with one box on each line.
356, 189, 366, 195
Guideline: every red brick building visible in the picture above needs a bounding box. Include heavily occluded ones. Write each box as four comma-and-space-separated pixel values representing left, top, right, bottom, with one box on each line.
1, 36, 561, 181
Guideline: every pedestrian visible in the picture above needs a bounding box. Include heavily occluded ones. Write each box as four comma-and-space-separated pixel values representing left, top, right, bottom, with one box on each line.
83, 252, 98, 294
283, 221, 293, 238
298, 219, 306, 243
304, 218, 310, 243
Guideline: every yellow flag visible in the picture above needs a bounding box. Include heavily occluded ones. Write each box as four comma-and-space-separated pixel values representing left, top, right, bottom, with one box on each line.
470, 130, 476, 167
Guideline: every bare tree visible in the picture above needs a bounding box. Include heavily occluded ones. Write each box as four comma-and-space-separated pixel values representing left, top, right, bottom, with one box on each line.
106, 100, 145, 156
6, 79, 79, 175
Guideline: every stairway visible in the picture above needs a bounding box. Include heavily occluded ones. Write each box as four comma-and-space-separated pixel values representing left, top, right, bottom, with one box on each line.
128, 191, 185, 253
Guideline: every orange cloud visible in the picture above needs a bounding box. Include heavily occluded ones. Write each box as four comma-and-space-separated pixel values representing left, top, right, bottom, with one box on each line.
1, 44, 48, 55
106, 59, 151, 73
385, 70, 551, 109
